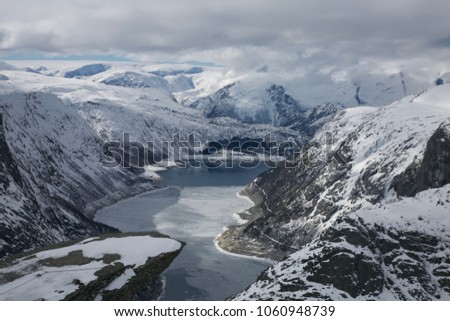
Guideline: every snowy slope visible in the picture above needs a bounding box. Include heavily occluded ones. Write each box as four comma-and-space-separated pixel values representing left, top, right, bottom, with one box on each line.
0, 64, 297, 257
8, 60, 437, 116
186, 69, 432, 125
284, 70, 427, 107
0, 88, 125, 257
234, 186, 450, 300
0, 66, 298, 153
223, 84, 450, 300
64, 63, 110, 78
221, 84, 450, 256
189, 81, 308, 127
0, 233, 182, 301
9, 61, 204, 94
0, 61, 16, 71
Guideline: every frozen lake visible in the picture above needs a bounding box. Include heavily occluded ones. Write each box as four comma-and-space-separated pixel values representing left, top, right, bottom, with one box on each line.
95, 164, 271, 300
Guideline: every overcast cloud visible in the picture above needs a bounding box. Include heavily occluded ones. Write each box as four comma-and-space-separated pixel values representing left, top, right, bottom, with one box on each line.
1, 0, 450, 74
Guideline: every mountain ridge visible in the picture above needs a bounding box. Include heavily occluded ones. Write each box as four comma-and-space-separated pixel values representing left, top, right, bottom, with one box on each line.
222, 85, 450, 300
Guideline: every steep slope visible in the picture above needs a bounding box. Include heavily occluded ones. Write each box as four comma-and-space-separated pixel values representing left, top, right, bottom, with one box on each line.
221, 85, 450, 299
0, 91, 137, 257
0, 91, 128, 258
189, 82, 307, 127
234, 186, 450, 300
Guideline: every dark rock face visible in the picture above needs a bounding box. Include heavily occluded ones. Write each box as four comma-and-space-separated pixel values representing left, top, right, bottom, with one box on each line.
292, 103, 343, 136
391, 120, 450, 197
234, 207, 450, 300
0, 114, 22, 190
435, 78, 444, 86
415, 121, 450, 189
305, 218, 385, 298
189, 83, 239, 119
309, 219, 444, 300
265, 84, 307, 127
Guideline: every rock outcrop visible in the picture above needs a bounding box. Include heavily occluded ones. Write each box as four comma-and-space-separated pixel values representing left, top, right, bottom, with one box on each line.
0, 232, 183, 301
391, 120, 450, 197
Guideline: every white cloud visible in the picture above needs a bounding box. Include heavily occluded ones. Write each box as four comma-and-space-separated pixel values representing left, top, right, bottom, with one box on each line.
1, 0, 450, 73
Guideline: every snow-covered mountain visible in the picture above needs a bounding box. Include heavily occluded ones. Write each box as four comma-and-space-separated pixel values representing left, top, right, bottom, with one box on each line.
186, 69, 432, 126
63, 63, 110, 78
10, 61, 440, 128
286, 70, 427, 107
1, 59, 449, 301
0, 63, 296, 258
15, 62, 206, 94
219, 84, 450, 300
233, 185, 450, 300
188, 82, 308, 127
0, 61, 16, 71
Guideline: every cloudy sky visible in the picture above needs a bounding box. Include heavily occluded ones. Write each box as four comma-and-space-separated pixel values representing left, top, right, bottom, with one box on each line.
1, 0, 450, 74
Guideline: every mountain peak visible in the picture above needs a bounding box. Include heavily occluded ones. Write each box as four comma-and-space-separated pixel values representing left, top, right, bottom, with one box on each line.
0, 60, 16, 71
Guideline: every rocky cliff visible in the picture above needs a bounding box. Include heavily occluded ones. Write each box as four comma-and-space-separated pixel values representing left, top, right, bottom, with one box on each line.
222, 85, 450, 300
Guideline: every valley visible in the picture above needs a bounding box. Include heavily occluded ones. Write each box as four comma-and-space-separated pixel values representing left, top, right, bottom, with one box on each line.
0, 59, 449, 301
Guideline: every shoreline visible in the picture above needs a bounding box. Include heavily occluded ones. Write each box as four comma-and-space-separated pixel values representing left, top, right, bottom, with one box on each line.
87, 161, 182, 221
213, 190, 273, 262
213, 233, 275, 264
92, 164, 278, 300
91, 162, 186, 224
93, 185, 173, 223
94, 163, 279, 262
214, 189, 283, 262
